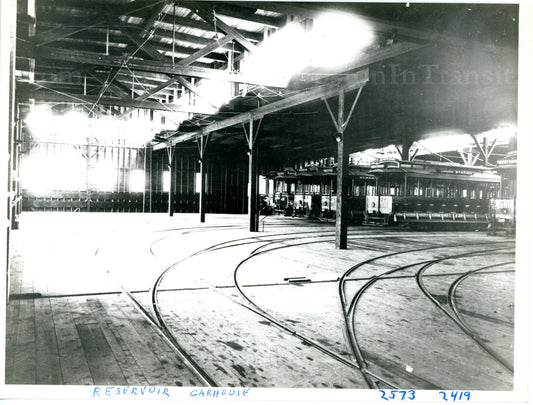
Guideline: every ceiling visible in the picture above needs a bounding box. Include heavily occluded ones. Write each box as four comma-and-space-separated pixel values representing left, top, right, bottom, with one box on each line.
15, 1, 519, 169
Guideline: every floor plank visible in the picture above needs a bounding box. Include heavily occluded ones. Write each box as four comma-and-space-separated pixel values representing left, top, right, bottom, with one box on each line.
76, 323, 127, 385
49, 297, 94, 385
85, 297, 151, 386
94, 297, 176, 386
9, 299, 36, 384
34, 298, 63, 384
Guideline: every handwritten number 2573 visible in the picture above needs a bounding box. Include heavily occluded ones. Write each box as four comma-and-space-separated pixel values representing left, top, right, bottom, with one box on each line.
379, 390, 415, 400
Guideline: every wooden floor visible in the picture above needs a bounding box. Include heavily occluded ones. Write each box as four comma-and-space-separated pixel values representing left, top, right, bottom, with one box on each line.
4, 212, 520, 394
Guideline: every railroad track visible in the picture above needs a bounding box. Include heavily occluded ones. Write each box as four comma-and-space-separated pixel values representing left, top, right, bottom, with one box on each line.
339, 242, 515, 389
95, 222, 515, 389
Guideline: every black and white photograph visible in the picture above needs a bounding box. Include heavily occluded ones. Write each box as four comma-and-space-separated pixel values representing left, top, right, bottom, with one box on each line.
0, 0, 531, 403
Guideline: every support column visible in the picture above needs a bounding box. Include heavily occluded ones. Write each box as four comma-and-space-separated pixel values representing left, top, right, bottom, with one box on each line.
323, 85, 364, 250
166, 145, 175, 216
249, 137, 259, 231
335, 91, 348, 249
243, 118, 262, 232
196, 132, 210, 223
199, 157, 206, 222
143, 142, 152, 212
401, 134, 413, 161
85, 141, 91, 212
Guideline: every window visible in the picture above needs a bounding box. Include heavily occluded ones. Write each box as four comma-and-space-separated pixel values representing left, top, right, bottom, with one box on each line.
163, 171, 170, 192
130, 170, 144, 192
195, 172, 202, 193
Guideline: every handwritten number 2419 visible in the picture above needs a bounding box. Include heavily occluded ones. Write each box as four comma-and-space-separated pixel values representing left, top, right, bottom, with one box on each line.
439, 391, 471, 401
379, 390, 415, 400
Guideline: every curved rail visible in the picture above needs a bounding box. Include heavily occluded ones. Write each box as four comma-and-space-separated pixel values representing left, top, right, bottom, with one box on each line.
338, 241, 515, 388
417, 258, 515, 373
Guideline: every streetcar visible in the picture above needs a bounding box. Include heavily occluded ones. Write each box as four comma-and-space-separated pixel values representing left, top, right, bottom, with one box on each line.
363, 160, 501, 229
269, 164, 375, 223
268, 160, 502, 229
487, 151, 517, 235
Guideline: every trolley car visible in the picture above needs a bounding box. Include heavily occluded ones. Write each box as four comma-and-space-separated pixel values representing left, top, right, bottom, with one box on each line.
488, 152, 517, 235
269, 159, 502, 229
364, 160, 501, 229
270, 164, 375, 223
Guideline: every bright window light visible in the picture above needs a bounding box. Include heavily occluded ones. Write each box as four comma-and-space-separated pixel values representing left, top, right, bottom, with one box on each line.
163, 171, 170, 192
24, 109, 168, 146
130, 169, 145, 192
25, 107, 55, 139
195, 172, 202, 194
21, 155, 86, 192
56, 112, 90, 141
90, 163, 116, 191
259, 175, 267, 195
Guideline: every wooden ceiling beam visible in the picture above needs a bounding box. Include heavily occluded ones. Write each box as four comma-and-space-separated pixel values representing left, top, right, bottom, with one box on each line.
35, 46, 288, 87
189, 3, 259, 54
151, 30, 237, 50
47, 34, 228, 64
139, 1, 169, 39
112, 22, 165, 61
35, 0, 163, 46
293, 41, 427, 85
224, 1, 515, 56
36, 19, 237, 51
156, 13, 263, 43
156, 69, 369, 148
178, 34, 234, 66
117, 35, 233, 117
210, 3, 284, 29
18, 85, 218, 114
85, 69, 132, 98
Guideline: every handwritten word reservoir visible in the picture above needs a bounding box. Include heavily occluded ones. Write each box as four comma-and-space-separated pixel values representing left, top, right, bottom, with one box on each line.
92, 386, 170, 398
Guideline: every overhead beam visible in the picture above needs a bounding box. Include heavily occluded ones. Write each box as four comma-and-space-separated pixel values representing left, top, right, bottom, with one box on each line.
178, 34, 234, 66
118, 35, 234, 117
36, 20, 237, 54
139, 1, 168, 38
210, 3, 285, 29
85, 69, 131, 98
113, 22, 165, 61
19, 86, 219, 114
224, 1, 516, 56
35, 46, 288, 87
190, 3, 259, 54
34, 0, 163, 46
293, 41, 427, 84
36, 20, 103, 47
156, 69, 369, 149
156, 14, 263, 43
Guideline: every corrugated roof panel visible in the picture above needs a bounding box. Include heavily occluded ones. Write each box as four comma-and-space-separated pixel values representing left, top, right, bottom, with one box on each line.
154, 21, 215, 38
215, 14, 265, 34
120, 15, 143, 25
254, 9, 284, 18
